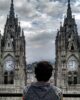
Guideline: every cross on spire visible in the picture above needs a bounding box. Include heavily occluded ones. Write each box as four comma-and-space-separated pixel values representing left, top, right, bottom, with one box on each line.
67, 0, 72, 19
9, 0, 15, 18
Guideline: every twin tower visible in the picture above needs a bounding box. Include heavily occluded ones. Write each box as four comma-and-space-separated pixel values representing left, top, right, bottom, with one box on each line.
55, 0, 80, 94
0, 0, 27, 98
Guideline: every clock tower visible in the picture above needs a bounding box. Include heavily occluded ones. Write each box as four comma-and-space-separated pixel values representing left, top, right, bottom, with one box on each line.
55, 0, 80, 94
0, 0, 27, 97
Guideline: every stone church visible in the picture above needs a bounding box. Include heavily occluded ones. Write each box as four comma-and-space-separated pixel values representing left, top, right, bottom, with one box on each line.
55, 0, 80, 94
0, 0, 27, 99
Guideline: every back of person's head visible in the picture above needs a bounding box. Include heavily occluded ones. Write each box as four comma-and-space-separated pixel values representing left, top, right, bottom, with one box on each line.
35, 61, 53, 82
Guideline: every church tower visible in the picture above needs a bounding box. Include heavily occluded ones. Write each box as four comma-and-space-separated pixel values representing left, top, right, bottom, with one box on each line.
0, 0, 27, 95
55, 0, 80, 93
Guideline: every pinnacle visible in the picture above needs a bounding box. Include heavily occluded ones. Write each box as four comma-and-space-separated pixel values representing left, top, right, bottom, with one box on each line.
68, 0, 70, 4
9, 0, 15, 18
67, 0, 72, 19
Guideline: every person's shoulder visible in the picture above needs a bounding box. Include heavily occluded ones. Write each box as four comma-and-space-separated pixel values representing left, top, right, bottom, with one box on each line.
52, 85, 62, 94
51, 85, 63, 100
23, 84, 31, 95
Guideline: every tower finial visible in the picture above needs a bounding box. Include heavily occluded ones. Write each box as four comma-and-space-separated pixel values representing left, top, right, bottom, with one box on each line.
67, 0, 72, 19
9, 0, 15, 18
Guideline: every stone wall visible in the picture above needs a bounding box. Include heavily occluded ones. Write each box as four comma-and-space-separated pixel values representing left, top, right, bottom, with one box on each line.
0, 97, 22, 100
64, 98, 80, 100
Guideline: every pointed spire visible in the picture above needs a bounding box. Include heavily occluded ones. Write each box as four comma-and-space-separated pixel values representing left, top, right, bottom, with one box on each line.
9, 0, 15, 18
22, 29, 24, 37
67, 0, 72, 19
60, 22, 62, 27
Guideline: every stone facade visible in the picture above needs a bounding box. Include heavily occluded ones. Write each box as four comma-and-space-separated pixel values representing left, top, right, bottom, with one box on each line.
0, 0, 27, 99
55, 0, 80, 95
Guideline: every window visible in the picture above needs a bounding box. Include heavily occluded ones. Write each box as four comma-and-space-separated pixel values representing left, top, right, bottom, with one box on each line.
69, 25, 72, 28
4, 71, 14, 84
68, 71, 72, 75
74, 71, 77, 75
9, 71, 14, 84
4, 72, 8, 84
74, 76, 77, 84
71, 44, 74, 50
8, 43, 10, 47
68, 71, 78, 85
68, 76, 72, 85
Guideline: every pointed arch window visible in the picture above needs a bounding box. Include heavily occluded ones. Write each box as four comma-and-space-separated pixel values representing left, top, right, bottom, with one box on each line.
74, 76, 77, 84
68, 71, 72, 75
4, 72, 8, 84
74, 71, 77, 84
8, 43, 10, 47
9, 71, 14, 84
71, 44, 74, 50
4, 71, 14, 84
68, 76, 72, 85
68, 71, 78, 85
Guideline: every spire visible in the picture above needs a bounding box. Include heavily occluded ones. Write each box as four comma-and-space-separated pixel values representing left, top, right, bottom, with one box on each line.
67, 0, 72, 19
9, 0, 15, 18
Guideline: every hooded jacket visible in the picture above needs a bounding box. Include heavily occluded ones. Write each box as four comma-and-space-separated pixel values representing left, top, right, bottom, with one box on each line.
23, 82, 62, 100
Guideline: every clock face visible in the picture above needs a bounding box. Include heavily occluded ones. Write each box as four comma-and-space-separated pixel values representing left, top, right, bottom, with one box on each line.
67, 60, 77, 71
4, 60, 14, 71
67, 56, 78, 71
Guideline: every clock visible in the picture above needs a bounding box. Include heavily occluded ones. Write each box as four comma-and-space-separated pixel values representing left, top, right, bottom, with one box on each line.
67, 60, 77, 71
4, 60, 14, 71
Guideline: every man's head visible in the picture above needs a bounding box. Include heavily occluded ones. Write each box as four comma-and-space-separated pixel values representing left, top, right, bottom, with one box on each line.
35, 61, 53, 82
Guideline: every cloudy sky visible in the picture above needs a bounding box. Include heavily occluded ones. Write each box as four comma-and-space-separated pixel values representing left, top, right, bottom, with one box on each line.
0, 0, 80, 64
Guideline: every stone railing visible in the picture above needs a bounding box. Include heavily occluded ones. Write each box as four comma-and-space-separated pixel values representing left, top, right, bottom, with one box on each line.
0, 84, 23, 93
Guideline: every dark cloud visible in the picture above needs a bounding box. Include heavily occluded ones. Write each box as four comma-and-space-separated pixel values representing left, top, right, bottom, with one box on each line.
28, 31, 56, 43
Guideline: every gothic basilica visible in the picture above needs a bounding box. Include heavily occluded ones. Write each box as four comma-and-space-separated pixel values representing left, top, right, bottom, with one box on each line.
55, 0, 80, 94
0, 0, 80, 99
0, 0, 27, 99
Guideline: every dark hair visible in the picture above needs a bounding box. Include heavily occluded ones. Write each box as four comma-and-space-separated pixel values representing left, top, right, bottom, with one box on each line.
35, 61, 53, 82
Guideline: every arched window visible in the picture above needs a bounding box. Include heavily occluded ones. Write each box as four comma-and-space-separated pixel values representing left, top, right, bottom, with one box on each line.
4, 71, 14, 84
74, 71, 77, 75
68, 76, 72, 85
4, 72, 8, 84
9, 71, 14, 84
68, 71, 78, 85
71, 44, 74, 50
8, 43, 10, 47
68, 71, 72, 75
74, 76, 77, 84
74, 71, 77, 84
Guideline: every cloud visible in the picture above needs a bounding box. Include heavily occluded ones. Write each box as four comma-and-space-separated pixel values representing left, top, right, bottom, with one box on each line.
27, 31, 55, 43
0, 0, 79, 63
